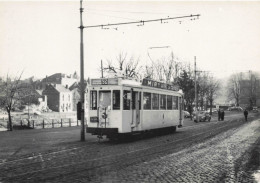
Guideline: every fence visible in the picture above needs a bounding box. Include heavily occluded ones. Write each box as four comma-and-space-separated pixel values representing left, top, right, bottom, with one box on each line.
0, 116, 85, 130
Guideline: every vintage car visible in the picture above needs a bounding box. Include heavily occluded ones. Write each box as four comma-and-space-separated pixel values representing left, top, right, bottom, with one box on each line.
193, 111, 211, 122
252, 107, 259, 113
183, 111, 190, 118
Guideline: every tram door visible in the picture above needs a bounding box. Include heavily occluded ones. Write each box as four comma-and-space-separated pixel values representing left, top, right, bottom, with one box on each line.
132, 91, 141, 128
179, 97, 183, 126
135, 92, 141, 125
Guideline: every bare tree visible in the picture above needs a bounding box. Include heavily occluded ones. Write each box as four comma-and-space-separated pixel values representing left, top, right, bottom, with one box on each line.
144, 51, 182, 83
206, 76, 220, 114
227, 73, 242, 106
0, 72, 23, 131
103, 52, 141, 79
197, 72, 211, 110
248, 71, 259, 109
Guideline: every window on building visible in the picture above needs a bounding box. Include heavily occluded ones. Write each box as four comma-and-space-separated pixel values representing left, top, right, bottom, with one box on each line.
62, 94, 64, 101
152, 93, 159, 110
123, 90, 131, 110
113, 90, 120, 110
167, 95, 172, 110
68, 94, 70, 101
90, 90, 97, 110
160, 94, 166, 110
143, 92, 151, 110
172, 96, 179, 110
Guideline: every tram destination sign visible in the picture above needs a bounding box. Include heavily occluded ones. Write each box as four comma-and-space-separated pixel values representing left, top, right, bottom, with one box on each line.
91, 78, 118, 85
142, 78, 179, 91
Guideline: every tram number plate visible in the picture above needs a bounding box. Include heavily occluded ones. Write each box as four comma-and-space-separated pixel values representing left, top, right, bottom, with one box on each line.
90, 116, 99, 122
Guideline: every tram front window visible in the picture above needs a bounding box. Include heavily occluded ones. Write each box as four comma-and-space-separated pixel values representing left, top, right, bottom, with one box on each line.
99, 91, 111, 109
90, 90, 97, 110
113, 90, 120, 110
123, 90, 131, 110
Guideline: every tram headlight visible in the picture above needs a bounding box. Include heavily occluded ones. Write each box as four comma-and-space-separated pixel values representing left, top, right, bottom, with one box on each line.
102, 112, 107, 119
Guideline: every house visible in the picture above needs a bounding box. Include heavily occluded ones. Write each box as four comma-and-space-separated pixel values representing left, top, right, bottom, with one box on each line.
69, 82, 88, 111
42, 84, 73, 112
69, 82, 81, 111
37, 72, 79, 90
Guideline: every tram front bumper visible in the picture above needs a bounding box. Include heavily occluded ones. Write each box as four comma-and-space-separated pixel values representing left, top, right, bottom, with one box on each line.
86, 127, 118, 135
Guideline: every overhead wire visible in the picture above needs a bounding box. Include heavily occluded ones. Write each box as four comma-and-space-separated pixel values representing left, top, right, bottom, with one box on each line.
85, 8, 187, 16
86, 11, 140, 21
84, 14, 200, 28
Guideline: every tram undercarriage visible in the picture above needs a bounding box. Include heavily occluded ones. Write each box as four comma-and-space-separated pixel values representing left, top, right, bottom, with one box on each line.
87, 125, 178, 140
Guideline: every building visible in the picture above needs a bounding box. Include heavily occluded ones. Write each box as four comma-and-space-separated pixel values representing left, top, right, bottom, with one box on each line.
239, 73, 260, 108
69, 82, 88, 111
42, 84, 73, 112
36, 72, 79, 90
69, 82, 81, 111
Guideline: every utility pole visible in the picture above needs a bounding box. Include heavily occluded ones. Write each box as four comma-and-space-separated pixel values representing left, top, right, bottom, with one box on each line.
101, 60, 104, 78
79, 0, 85, 141
194, 56, 198, 122
28, 84, 30, 122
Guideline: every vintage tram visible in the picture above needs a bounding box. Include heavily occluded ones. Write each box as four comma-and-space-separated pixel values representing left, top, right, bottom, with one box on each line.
86, 77, 184, 139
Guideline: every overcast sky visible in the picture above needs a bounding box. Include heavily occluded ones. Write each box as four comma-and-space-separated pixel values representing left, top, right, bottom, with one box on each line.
0, 1, 260, 80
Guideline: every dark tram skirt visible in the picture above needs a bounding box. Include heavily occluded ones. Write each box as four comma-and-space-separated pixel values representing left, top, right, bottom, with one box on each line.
86, 127, 118, 136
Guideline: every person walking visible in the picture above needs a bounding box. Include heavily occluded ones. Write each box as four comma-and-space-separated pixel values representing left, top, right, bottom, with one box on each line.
218, 109, 221, 121
221, 110, 225, 121
244, 109, 248, 122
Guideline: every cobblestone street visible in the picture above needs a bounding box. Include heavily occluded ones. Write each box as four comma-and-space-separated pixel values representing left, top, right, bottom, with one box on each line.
0, 113, 259, 183
89, 119, 260, 183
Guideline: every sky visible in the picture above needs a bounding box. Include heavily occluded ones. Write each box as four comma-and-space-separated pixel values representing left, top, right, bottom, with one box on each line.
0, 1, 260, 80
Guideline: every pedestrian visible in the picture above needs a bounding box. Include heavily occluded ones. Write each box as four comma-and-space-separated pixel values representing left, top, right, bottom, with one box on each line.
218, 109, 221, 121
221, 110, 225, 121
244, 109, 248, 122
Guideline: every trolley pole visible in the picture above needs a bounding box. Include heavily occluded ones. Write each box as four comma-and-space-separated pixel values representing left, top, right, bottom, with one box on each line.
194, 56, 198, 122
79, 0, 85, 141
101, 60, 104, 78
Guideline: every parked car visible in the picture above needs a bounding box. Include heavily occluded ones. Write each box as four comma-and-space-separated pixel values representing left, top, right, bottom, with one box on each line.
183, 111, 190, 118
228, 106, 243, 111
207, 108, 218, 113
193, 111, 211, 122
252, 107, 259, 113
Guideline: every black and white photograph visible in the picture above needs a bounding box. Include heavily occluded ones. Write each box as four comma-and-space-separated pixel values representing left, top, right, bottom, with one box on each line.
0, 0, 260, 182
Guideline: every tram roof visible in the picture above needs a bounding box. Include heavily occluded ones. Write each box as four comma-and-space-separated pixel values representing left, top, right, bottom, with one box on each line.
89, 77, 183, 95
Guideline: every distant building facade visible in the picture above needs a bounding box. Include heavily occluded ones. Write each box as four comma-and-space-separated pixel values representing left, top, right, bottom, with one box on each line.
35, 72, 79, 90
69, 82, 81, 111
42, 84, 73, 112
239, 77, 260, 108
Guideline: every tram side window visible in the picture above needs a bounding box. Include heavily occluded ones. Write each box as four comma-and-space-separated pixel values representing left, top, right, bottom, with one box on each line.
160, 94, 166, 110
172, 96, 179, 110
167, 95, 172, 110
143, 92, 151, 110
152, 93, 159, 110
113, 90, 120, 110
123, 90, 131, 110
90, 90, 97, 110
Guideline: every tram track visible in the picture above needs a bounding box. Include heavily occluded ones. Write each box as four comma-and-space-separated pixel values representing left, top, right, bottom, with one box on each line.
0, 113, 244, 167
0, 118, 228, 170
1, 116, 254, 182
